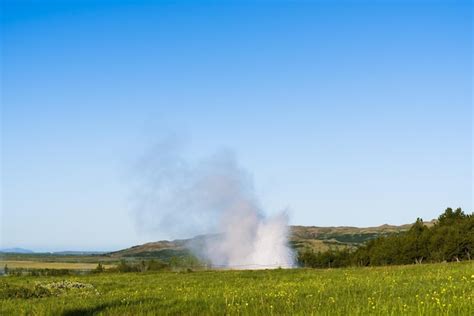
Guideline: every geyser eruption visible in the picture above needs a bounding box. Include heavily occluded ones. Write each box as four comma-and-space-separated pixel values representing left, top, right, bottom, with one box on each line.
133, 141, 294, 269
205, 211, 293, 269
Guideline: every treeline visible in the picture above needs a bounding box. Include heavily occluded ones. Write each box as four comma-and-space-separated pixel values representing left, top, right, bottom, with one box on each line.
298, 208, 473, 268
100, 255, 203, 273
2, 256, 203, 276
2, 267, 87, 277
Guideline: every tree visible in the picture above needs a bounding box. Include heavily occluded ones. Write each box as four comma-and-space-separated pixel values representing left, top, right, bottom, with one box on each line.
403, 218, 430, 264
95, 262, 105, 273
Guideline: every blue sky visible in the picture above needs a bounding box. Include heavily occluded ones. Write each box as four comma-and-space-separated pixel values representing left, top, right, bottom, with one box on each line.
1, 0, 472, 251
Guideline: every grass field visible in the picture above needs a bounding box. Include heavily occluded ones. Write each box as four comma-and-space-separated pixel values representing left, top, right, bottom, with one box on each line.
1, 262, 473, 315
0, 260, 115, 270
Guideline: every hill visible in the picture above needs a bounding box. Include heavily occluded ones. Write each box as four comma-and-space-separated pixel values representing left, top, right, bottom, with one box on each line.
109, 221, 435, 259
0, 248, 34, 254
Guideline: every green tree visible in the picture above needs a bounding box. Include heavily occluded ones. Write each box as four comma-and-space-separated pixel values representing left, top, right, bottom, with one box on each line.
403, 218, 430, 264
95, 262, 105, 273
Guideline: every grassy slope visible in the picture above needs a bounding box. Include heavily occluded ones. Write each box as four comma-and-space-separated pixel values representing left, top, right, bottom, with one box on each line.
1, 262, 472, 315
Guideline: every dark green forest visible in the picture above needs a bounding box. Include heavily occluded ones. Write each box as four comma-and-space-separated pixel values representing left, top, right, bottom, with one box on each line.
298, 208, 473, 268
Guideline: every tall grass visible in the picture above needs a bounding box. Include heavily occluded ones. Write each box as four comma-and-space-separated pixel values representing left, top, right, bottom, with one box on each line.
1, 262, 473, 315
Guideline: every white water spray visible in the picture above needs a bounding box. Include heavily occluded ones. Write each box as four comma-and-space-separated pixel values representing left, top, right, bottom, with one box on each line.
132, 141, 294, 269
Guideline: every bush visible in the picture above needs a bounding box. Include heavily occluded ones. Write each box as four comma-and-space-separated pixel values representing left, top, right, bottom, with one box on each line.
112, 259, 171, 273
0, 283, 52, 299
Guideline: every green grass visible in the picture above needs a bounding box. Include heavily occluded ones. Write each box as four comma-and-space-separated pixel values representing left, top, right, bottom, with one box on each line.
1, 262, 473, 315
0, 260, 115, 270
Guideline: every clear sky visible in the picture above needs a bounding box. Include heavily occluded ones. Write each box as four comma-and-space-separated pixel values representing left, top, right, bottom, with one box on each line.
1, 0, 472, 251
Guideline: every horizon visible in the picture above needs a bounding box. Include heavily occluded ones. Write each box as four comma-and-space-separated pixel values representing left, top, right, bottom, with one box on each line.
2, 1, 472, 251
1, 214, 450, 253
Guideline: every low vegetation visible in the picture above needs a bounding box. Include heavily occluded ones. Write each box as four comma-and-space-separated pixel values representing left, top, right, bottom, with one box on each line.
1, 262, 472, 315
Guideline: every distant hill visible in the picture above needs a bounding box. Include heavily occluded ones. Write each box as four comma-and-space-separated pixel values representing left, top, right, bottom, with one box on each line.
110, 221, 435, 259
52, 251, 107, 255
290, 223, 417, 252
109, 239, 190, 259
0, 248, 34, 254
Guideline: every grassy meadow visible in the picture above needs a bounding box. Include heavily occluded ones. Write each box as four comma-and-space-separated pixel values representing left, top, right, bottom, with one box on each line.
0, 260, 115, 270
1, 262, 473, 315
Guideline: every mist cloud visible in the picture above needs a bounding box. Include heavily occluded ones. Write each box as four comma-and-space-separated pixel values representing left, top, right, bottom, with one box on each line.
132, 139, 294, 269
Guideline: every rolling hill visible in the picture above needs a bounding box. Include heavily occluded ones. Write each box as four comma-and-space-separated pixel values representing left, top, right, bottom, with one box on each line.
109, 221, 435, 260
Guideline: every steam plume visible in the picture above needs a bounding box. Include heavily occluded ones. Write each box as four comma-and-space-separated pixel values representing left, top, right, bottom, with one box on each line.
132, 140, 294, 269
